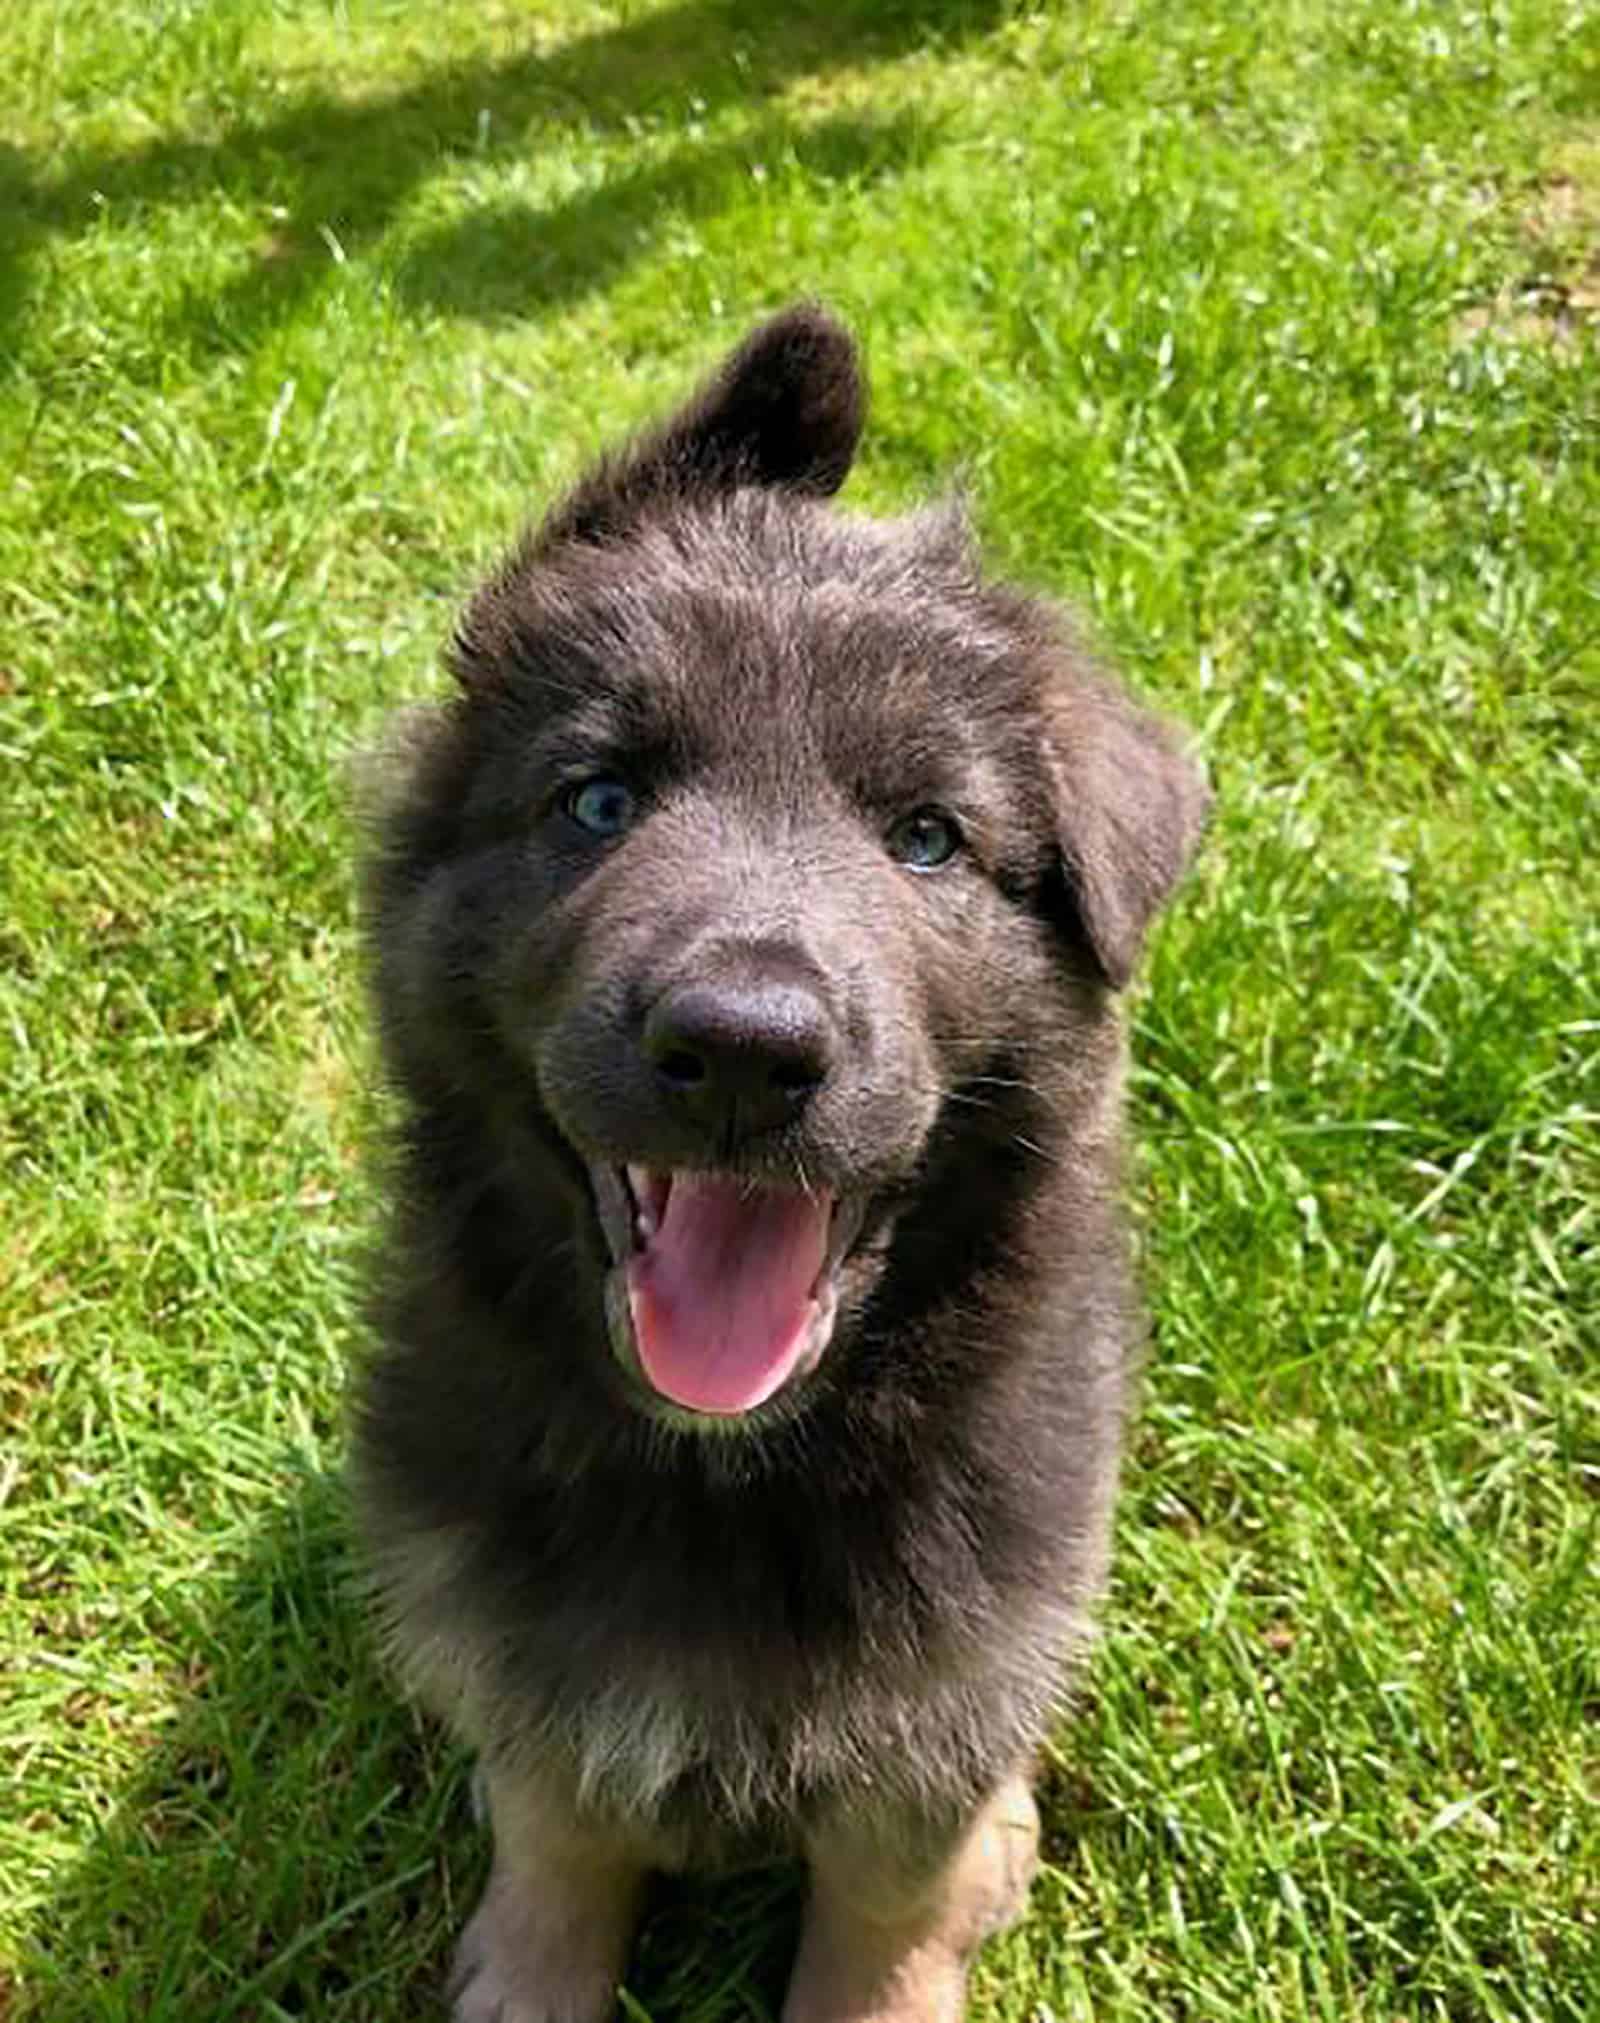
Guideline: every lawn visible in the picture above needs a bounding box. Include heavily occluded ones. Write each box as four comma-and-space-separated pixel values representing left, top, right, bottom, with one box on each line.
1, 0, 1595, 2017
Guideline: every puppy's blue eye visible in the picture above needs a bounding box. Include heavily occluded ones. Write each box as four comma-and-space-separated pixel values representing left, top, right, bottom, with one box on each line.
565, 777, 636, 837
888, 807, 962, 871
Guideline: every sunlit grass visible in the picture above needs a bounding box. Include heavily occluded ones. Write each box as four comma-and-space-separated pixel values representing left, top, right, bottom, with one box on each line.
2, 1, 1595, 2016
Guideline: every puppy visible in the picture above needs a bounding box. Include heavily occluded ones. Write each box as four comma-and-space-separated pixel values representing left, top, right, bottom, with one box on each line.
352, 306, 1207, 2023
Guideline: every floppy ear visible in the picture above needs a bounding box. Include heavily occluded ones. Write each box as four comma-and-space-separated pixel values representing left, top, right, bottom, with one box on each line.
1042, 670, 1211, 990
534, 303, 865, 554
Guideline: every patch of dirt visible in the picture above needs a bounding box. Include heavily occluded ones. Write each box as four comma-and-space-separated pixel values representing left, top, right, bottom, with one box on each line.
1455, 129, 1600, 351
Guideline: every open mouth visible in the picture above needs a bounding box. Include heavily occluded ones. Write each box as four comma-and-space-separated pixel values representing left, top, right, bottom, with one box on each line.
589, 1163, 867, 1419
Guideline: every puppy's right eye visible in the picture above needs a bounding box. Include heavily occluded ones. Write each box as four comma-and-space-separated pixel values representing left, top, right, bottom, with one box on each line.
564, 777, 637, 837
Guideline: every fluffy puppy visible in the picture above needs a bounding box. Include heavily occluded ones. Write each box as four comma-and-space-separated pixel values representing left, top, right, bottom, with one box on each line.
352, 306, 1207, 2023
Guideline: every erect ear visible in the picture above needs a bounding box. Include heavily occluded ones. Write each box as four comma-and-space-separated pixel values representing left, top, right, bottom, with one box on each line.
1042, 665, 1211, 990
534, 303, 866, 554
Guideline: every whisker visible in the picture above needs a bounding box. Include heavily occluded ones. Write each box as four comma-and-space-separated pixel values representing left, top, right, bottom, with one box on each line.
942, 1088, 1003, 1112
1008, 1133, 1058, 1166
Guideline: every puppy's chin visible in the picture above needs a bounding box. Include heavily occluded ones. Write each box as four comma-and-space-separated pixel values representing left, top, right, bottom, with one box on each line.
587, 1162, 868, 1430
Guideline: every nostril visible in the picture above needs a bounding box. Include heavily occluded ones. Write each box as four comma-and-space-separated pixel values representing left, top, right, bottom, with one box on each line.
656, 1047, 707, 1089
770, 1057, 824, 1097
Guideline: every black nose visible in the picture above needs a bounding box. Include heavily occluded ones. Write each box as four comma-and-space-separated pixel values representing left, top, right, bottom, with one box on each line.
644, 970, 837, 1138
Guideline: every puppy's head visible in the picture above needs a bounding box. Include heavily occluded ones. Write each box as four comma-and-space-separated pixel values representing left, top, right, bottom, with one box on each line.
368, 308, 1208, 1427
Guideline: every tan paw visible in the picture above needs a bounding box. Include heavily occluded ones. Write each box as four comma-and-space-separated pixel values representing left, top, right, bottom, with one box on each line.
447, 1877, 623, 2023
783, 1774, 1042, 2023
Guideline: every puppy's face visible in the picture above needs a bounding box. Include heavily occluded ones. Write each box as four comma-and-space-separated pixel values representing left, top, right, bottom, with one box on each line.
369, 311, 1207, 1427
435, 521, 1060, 1422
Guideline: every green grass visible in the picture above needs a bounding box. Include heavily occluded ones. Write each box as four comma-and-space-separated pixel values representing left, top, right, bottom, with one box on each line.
1, 0, 1596, 2016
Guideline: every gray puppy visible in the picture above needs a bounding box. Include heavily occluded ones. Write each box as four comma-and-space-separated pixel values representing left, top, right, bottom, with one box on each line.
352, 307, 1207, 2023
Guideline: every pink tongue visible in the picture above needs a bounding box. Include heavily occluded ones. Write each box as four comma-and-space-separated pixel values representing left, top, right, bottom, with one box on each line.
627, 1175, 832, 1415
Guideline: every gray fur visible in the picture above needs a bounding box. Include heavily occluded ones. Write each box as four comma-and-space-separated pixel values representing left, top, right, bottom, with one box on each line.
350, 306, 1208, 2008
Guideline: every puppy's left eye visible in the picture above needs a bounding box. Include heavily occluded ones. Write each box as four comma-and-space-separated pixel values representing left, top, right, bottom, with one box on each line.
887, 807, 963, 872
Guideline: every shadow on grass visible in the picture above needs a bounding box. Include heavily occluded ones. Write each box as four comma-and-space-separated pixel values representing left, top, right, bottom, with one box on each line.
3, 0, 1005, 362
387, 110, 930, 327
16, 1469, 801, 2022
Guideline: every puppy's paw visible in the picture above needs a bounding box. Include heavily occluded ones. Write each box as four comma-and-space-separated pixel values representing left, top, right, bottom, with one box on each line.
447, 1883, 620, 2023
965, 1774, 1039, 1940
780, 1937, 969, 2023
784, 1776, 1042, 2023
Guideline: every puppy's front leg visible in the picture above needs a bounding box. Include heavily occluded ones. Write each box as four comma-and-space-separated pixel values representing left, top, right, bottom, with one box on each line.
449, 1761, 646, 2023
783, 1774, 1040, 2023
